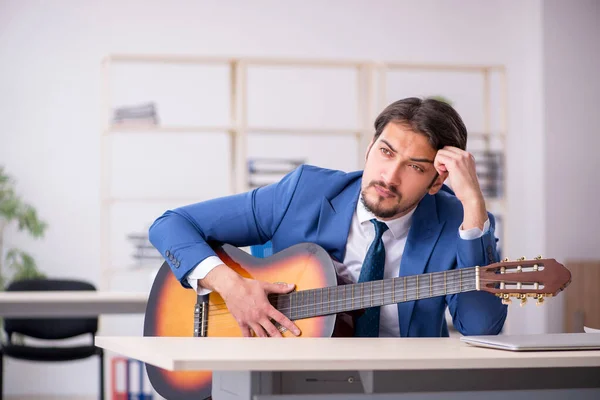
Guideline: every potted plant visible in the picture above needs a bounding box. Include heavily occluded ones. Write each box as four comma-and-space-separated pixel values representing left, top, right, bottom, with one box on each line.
0, 166, 47, 290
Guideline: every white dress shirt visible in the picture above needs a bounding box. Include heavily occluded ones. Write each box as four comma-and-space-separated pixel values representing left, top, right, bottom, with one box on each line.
187, 194, 489, 337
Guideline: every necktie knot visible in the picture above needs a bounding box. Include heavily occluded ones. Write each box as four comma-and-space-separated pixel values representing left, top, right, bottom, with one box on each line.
371, 219, 388, 240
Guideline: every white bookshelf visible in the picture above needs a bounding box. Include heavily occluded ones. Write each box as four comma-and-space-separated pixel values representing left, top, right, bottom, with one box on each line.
98, 54, 508, 292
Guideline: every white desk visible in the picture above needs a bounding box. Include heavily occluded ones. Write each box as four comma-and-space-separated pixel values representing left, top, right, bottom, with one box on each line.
0, 291, 148, 317
95, 336, 600, 399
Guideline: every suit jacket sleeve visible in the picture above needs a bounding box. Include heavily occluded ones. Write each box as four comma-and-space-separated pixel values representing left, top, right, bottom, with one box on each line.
445, 212, 508, 335
148, 166, 305, 287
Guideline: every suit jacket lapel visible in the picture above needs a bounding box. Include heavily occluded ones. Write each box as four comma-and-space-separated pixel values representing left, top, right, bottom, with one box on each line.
397, 193, 445, 337
316, 177, 362, 263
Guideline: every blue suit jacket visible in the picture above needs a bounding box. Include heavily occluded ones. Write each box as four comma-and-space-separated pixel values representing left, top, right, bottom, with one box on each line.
149, 165, 507, 337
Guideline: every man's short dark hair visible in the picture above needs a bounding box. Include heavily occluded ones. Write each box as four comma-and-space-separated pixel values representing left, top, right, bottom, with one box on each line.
373, 97, 467, 150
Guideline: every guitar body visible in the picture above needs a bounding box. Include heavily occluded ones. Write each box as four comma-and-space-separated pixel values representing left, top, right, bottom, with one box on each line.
143, 242, 339, 400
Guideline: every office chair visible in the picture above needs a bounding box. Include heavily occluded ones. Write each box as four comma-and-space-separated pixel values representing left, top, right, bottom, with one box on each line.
0, 278, 104, 400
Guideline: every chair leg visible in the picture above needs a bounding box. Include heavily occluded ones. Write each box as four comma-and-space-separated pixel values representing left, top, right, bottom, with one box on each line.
99, 352, 105, 400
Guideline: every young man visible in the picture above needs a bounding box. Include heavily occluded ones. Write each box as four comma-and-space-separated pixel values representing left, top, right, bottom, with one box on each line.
148, 97, 507, 338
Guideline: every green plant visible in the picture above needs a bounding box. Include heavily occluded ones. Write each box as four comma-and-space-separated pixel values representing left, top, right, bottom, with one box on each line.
0, 166, 47, 289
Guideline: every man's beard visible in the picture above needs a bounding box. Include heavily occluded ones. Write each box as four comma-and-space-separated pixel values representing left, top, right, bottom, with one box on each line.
361, 181, 417, 219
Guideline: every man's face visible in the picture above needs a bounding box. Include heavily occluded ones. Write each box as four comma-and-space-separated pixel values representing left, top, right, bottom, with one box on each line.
361, 122, 444, 220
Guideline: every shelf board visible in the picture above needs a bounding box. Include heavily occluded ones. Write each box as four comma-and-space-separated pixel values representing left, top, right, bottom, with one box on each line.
384, 62, 505, 72
104, 124, 505, 139
103, 125, 372, 137
104, 54, 234, 65
246, 127, 367, 136
105, 125, 234, 134
102, 197, 202, 204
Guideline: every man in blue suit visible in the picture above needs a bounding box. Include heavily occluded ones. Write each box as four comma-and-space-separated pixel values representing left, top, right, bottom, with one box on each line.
149, 97, 507, 339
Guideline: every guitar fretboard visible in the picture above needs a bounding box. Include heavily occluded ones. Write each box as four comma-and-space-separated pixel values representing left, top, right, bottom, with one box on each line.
269, 267, 478, 321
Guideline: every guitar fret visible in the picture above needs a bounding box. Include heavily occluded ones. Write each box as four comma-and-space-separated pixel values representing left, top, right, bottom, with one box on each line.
304, 290, 308, 319
416, 275, 419, 299
321, 288, 324, 316
384, 279, 390, 306
360, 282, 364, 311
437, 272, 444, 297
333, 287, 338, 314
444, 271, 448, 294
282, 268, 479, 321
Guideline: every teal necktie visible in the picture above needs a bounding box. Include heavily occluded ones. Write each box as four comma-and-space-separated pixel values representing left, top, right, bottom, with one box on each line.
354, 219, 389, 337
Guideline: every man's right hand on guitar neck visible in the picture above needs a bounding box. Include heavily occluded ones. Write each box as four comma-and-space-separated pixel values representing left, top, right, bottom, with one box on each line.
199, 264, 302, 338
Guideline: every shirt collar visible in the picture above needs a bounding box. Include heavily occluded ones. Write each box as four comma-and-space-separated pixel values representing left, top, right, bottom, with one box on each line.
356, 194, 416, 240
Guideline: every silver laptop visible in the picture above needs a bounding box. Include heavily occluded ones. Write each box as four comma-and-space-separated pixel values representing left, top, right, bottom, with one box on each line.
460, 332, 600, 351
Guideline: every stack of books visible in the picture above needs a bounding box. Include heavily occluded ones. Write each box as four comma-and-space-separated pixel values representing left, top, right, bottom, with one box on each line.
473, 150, 503, 199
112, 102, 159, 126
127, 232, 163, 267
247, 158, 305, 189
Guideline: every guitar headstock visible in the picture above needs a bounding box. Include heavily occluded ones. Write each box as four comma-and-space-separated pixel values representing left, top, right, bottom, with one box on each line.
478, 256, 571, 306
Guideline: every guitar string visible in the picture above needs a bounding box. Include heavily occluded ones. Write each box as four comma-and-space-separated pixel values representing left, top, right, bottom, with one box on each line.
202, 279, 529, 327
188, 266, 541, 331
196, 285, 483, 332
202, 280, 493, 323
194, 283, 517, 333
204, 275, 479, 315
202, 268, 479, 311
203, 280, 481, 320
195, 279, 522, 332
203, 276, 521, 318
205, 270, 522, 314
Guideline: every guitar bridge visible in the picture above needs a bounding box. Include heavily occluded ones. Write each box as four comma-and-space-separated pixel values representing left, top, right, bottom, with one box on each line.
194, 294, 209, 337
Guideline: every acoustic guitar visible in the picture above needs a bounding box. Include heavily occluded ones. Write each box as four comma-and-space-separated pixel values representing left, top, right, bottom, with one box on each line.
143, 242, 571, 399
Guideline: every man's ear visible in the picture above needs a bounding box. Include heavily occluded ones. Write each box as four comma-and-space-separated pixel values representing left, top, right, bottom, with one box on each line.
428, 171, 449, 195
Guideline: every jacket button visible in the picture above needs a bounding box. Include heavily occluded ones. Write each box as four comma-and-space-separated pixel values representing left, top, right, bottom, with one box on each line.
165, 250, 171, 257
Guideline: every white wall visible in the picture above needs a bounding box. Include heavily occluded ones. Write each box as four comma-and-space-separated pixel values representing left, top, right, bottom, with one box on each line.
542, 0, 600, 333
0, 0, 550, 397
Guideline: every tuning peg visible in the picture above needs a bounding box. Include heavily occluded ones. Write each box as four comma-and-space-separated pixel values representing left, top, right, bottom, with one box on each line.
534, 255, 542, 260
536, 297, 545, 306
517, 256, 526, 261
502, 298, 512, 305
503, 257, 510, 262
520, 297, 527, 307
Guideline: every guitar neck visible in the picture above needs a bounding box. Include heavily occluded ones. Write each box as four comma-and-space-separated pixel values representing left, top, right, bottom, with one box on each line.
270, 267, 479, 321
